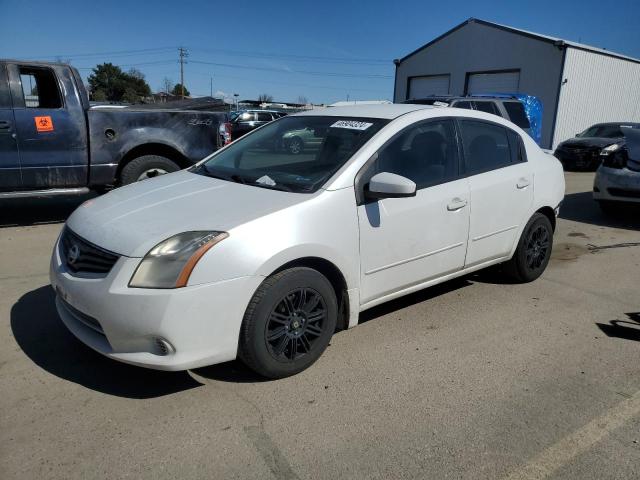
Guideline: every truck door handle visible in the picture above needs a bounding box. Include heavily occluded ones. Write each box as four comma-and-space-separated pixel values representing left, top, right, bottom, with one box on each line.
516, 178, 530, 189
447, 198, 468, 211
0, 120, 11, 131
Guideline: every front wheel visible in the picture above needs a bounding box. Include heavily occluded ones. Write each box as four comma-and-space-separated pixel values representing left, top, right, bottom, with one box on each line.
503, 213, 554, 283
238, 267, 337, 379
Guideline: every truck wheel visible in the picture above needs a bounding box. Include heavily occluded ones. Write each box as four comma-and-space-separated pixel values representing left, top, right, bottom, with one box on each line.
120, 155, 180, 185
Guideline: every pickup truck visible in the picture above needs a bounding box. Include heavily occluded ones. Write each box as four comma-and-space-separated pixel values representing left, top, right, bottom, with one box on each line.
0, 60, 231, 198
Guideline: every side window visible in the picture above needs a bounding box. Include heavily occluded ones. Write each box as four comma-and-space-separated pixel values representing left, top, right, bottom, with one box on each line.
473, 101, 501, 116
454, 101, 473, 110
503, 101, 530, 129
598, 125, 624, 138
257, 112, 273, 122
459, 120, 512, 174
506, 129, 527, 163
0, 65, 11, 108
18, 67, 62, 109
239, 112, 255, 121
370, 119, 459, 190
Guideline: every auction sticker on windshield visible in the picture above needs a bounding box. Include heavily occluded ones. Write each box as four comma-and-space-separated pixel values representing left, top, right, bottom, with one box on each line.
330, 120, 373, 131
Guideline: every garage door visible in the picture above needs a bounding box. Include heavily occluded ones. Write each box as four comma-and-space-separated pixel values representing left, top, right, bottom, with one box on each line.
408, 75, 450, 99
466, 71, 520, 94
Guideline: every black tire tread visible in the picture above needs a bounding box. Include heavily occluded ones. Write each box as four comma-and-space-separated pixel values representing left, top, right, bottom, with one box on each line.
119, 155, 179, 185
503, 212, 553, 283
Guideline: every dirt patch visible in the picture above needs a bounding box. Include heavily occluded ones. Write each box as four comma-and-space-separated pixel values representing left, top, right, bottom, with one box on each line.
551, 243, 590, 261
568, 232, 589, 238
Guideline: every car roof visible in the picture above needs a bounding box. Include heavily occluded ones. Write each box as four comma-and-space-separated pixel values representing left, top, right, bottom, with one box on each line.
293, 104, 433, 120
592, 122, 640, 128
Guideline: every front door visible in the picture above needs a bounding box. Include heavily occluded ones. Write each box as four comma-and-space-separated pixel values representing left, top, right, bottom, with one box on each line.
0, 63, 21, 191
357, 119, 470, 305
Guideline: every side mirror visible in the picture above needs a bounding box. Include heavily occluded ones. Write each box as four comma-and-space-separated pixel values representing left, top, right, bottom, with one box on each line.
365, 172, 416, 199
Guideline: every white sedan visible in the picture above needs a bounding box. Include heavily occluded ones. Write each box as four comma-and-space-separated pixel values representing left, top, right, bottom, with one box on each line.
50, 104, 565, 378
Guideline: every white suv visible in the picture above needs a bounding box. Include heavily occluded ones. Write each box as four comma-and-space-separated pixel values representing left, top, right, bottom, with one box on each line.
50, 104, 565, 378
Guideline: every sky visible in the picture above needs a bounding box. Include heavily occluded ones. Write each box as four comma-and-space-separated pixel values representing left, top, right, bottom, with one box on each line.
1, 0, 639, 104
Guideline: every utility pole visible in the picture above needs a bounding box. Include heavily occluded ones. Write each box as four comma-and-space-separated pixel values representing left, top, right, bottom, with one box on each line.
178, 47, 189, 99
210, 76, 213, 97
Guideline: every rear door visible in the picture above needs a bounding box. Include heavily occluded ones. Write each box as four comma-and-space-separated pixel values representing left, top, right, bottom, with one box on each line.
7, 63, 88, 189
458, 119, 533, 267
0, 63, 21, 190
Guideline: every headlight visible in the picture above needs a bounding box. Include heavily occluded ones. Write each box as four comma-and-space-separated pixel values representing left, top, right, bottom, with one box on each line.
600, 143, 622, 156
130, 231, 228, 289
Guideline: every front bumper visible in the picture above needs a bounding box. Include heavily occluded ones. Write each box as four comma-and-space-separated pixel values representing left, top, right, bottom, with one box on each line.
50, 236, 263, 371
593, 166, 640, 204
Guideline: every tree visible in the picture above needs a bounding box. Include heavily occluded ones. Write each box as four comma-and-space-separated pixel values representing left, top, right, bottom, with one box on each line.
258, 93, 273, 103
171, 83, 190, 97
161, 77, 174, 94
297, 95, 308, 105
87, 63, 151, 102
92, 89, 107, 101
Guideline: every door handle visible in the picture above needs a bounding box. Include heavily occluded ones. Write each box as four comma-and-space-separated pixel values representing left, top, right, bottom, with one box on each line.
0, 120, 11, 131
447, 198, 468, 211
516, 178, 530, 189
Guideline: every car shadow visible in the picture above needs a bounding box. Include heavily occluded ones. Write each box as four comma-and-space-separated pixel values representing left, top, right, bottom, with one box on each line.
596, 312, 640, 342
559, 192, 640, 230
10, 285, 202, 398
0, 194, 95, 228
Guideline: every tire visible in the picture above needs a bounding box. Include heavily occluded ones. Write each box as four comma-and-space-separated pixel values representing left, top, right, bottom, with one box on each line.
238, 267, 337, 379
286, 137, 304, 155
503, 213, 554, 283
119, 155, 180, 185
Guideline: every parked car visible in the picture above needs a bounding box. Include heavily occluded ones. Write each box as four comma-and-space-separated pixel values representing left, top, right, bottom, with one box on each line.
593, 126, 640, 212
282, 126, 323, 154
0, 60, 230, 197
229, 109, 285, 140
403, 94, 539, 144
50, 104, 564, 379
554, 123, 640, 171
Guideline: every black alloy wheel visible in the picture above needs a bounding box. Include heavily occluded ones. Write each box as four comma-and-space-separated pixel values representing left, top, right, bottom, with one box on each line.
265, 288, 327, 361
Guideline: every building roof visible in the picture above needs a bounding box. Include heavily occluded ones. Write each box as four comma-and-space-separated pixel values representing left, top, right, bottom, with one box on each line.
294, 103, 432, 119
397, 18, 640, 65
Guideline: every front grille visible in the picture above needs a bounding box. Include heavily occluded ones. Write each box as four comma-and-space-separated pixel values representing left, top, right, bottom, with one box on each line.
58, 293, 105, 335
608, 188, 640, 199
60, 228, 119, 274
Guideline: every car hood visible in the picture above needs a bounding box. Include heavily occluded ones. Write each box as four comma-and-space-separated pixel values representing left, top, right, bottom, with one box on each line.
66, 170, 310, 257
558, 137, 620, 149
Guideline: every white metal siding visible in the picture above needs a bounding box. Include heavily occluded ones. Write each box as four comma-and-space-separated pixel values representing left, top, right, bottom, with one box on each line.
466, 71, 520, 94
408, 74, 450, 97
553, 48, 640, 148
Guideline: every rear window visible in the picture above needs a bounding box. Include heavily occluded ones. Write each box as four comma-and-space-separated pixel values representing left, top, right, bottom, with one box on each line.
503, 101, 530, 129
257, 112, 273, 121
18, 67, 62, 109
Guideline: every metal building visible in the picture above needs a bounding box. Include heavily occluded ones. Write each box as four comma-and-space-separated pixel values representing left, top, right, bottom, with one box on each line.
393, 18, 640, 148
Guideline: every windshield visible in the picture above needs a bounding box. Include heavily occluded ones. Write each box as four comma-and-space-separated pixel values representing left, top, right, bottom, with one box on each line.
578, 125, 624, 138
195, 115, 388, 193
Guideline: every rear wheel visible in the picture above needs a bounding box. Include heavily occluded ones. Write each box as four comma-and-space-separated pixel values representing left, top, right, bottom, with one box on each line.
503, 213, 553, 283
119, 155, 180, 185
238, 267, 337, 379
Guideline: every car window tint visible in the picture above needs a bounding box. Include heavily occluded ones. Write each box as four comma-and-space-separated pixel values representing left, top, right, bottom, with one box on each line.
257, 112, 272, 122
597, 125, 624, 138
473, 101, 501, 116
239, 112, 254, 121
454, 101, 473, 110
506, 129, 527, 163
373, 120, 459, 189
18, 67, 62, 109
459, 120, 511, 174
503, 101, 530, 129
0, 65, 11, 108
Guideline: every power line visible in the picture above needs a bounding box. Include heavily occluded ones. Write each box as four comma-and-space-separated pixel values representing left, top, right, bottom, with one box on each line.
22, 47, 176, 60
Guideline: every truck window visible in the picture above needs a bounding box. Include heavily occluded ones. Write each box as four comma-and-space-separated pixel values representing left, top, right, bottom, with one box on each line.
18, 67, 62, 109
453, 101, 473, 110
473, 101, 501, 116
503, 101, 530, 129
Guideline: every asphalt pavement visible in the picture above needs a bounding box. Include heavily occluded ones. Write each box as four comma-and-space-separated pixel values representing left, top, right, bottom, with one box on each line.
1, 172, 639, 479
